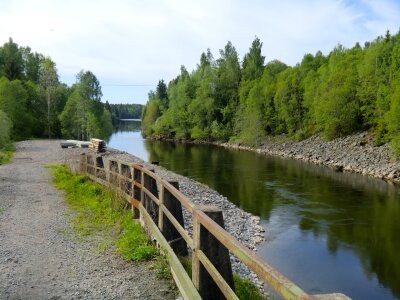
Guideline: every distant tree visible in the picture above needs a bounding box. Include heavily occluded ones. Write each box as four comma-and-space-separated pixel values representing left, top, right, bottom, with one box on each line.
0, 110, 12, 147
242, 37, 265, 81
156, 79, 168, 109
21, 47, 43, 83
76, 70, 102, 102
0, 38, 24, 80
0, 77, 32, 139
39, 58, 59, 138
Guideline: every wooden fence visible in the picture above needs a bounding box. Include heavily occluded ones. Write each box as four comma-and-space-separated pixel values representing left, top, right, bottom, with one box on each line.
79, 152, 350, 300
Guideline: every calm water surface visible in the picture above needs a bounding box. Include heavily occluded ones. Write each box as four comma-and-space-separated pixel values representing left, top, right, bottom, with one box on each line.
108, 121, 400, 300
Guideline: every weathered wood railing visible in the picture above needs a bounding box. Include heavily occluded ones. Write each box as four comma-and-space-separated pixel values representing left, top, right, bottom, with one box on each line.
79, 153, 350, 300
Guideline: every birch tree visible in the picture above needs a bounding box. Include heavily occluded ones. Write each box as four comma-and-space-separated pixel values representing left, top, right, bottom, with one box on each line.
39, 58, 59, 138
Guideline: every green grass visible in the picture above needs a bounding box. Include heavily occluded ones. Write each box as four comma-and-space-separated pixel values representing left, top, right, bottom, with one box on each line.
46, 164, 157, 261
46, 165, 267, 298
0, 144, 15, 165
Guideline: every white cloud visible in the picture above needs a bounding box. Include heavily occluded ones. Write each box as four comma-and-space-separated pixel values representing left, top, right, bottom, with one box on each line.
0, 0, 399, 104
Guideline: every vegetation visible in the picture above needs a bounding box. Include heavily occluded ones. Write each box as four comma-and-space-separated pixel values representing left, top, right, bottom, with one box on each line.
0, 143, 15, 165
107, 103, 143, 124
142, 31, 400, 157
0, 38, 113, 142
233, 274, 265, 300
47, 165, 156, 261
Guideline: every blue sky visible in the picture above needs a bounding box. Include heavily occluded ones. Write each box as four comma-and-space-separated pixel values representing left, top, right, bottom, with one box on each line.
1, 0, 400, 105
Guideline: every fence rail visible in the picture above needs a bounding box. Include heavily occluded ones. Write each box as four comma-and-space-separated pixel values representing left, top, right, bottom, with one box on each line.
79, 152, 350, 300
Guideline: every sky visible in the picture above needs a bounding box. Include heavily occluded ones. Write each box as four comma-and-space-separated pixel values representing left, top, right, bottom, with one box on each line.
1, 0, 400, 105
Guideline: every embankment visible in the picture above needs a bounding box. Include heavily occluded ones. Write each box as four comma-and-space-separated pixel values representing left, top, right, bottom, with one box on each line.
101, 149, 266, 289
220, 132, 400, 185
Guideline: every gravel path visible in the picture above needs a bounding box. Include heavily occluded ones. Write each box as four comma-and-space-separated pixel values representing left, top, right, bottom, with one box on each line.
0, 140, 175, 300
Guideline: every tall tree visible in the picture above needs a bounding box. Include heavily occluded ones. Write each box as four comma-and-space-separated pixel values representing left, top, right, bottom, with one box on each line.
242, 37, 265, 81
0, 38, 24, 80
156, 79, 168, 109
39, 58, 59, 138
76, 70, 102, 102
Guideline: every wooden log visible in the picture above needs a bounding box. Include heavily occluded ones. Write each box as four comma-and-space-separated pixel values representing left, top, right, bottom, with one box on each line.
161, 181, 188, 256
196, 205, 234, 300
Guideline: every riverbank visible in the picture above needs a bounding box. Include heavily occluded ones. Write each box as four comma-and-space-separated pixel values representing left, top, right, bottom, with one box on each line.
216, 131, 400, 185
100, 148, 266, 290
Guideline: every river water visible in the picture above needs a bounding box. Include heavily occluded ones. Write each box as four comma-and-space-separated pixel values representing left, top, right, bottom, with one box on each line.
108, 120, 400, 300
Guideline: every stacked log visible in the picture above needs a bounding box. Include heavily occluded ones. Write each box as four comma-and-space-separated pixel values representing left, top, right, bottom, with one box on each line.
89, 138, 106, 153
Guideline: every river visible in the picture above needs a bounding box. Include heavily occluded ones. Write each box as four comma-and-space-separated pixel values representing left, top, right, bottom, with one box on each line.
108, 120, 400, 300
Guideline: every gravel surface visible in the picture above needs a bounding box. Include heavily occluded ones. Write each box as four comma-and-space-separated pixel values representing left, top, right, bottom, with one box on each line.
0, 140, 175, 300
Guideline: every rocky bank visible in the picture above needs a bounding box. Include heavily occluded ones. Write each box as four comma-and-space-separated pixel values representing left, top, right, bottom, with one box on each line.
220, 131, 400, 185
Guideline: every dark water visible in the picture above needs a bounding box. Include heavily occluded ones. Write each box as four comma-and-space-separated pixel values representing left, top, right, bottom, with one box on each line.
108, 121, 400, 300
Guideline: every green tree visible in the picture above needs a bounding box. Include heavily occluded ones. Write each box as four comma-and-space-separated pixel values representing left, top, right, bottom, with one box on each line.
0, 110, 12, 147
0, 77, 32, 139
39, 58, 59, 138
156, 79, 168, 110
0, 38, 24, 80
242, 37, 265, 81
215, 41, 241, 138
314, 45, 362, 139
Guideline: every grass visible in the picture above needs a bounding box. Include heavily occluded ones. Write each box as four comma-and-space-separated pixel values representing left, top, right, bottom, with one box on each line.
46, 165, 266, 298
46, 164, 157, 261
233, 274, 266, 300
0, 144, 15, 165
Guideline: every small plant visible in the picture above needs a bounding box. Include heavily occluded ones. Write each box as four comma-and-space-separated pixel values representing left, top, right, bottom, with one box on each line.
0, 144, 15, 165
233, 274, 266, 300
116, 214, 157, 261
47, 164, 157, 262
150, 254, 172, 280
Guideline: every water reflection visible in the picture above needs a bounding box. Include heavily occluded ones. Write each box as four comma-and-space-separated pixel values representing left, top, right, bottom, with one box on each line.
144, 141, 400, 300
108, 123, 400, 300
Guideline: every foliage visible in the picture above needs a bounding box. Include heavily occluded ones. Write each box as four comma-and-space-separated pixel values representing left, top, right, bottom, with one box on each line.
47, 165, 157, 261
0, 39, 117, 142
141, 31, 400, 157
150, 254, 172, 280
59, 71, 113, 140
0, 143, 15, 165
107, 103, 143, 124
0, 109, 12, 147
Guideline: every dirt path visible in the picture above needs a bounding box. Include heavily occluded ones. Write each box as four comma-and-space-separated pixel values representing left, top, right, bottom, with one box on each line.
0, 140, 175, 300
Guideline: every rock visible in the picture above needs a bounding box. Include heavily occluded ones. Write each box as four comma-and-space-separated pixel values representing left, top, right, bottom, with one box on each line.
333, 165, 343, 172
388, 169, 400, 179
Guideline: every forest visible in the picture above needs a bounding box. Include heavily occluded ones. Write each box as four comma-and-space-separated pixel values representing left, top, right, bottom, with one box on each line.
107, 103, 143, 124
0, 38, 117, 149
142, 31, 400, 157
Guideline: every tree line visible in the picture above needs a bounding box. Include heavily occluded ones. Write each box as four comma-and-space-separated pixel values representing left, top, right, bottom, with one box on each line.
106, 103, 143, 124
142, 31, 400, 157
0, 38, 113, 147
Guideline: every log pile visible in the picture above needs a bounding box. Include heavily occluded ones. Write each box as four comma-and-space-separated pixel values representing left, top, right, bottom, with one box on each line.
89, 138, 106, 153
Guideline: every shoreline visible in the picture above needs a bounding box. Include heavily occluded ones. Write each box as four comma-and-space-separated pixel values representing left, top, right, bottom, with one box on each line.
219, 132, 400, 185
149, 131, 400, 185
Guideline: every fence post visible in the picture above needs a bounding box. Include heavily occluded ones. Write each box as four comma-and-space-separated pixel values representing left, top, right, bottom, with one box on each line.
161, 181, 188, 256
80, 153, 86, 174
132, 164, 142, 219
143, 170, 159, 224
193, 205, 234, 300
